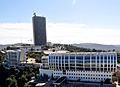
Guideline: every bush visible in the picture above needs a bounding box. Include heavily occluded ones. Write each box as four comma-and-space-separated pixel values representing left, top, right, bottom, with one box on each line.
104, 78, 111, 84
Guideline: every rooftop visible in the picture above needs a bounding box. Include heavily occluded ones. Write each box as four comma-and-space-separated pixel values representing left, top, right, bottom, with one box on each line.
6, 50, 21, 52
49, 52, 116, 55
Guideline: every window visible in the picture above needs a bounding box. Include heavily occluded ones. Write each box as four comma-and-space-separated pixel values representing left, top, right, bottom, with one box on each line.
65, 56, 68, 63
104, 56, 107, 59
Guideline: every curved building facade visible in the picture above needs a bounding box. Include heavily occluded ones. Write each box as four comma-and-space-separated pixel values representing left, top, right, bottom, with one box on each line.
40, 52, 117, 82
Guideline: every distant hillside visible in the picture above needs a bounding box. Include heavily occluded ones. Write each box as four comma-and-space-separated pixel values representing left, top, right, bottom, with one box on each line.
0, 45, 7, 50
73, 43, 120, 51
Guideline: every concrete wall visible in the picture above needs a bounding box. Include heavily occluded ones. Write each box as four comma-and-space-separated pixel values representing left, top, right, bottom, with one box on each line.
39, 69, 53, 77
53, 70, 112, 82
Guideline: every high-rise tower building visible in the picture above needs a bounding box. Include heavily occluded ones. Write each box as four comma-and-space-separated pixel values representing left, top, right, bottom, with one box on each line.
32, 13, 47, 46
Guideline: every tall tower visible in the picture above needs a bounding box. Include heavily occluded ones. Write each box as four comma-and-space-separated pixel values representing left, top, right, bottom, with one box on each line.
32, 13, 47, 46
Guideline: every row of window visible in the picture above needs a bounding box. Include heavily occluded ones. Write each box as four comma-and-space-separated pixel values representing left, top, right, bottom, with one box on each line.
52, 58, 116, 60
49, 55, 116, 60
49, 59, 116, 63
49, 62, 116, 65
53, 75, 111, 81
49, 64, 116, 68
68, 76, 108, 81
50, 60, 116, 63
54, 73, 111, 77
50, 67, 116, 71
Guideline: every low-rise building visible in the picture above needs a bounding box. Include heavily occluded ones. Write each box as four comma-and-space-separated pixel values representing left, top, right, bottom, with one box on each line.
5, 50, 22, 67
39, 52, 117, 82
10, 45, 41, 53
41, 56, 49, 69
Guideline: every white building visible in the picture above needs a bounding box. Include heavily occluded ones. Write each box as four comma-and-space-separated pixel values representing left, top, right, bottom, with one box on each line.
40, 52, 117, 82
18, 46, 41, 53
41, 56, 49, 69
5, 50, 25, 67
10, 44, 42, 53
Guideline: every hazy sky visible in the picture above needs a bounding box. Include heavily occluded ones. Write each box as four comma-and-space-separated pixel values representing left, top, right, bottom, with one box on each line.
0, 0, 120, 45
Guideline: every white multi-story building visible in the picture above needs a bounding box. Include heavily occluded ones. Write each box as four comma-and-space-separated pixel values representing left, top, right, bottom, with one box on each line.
5, 50, 24, 67
41, 56, 49, 69
39, 52, 117, 82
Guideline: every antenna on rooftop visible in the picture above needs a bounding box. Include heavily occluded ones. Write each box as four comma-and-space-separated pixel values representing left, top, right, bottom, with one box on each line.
33, 12, 36, 16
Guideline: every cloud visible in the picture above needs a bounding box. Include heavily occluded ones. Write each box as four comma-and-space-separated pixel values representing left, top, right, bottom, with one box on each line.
72, 0, 76, 5
46, 23, 120, 45
0, 22, 119, 45
0, 23, 32, 30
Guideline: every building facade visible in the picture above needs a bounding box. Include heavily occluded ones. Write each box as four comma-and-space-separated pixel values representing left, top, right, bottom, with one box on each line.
40, 52, 117, 82
41, 56, 49, 69
5, 50, 21, 67
32, 14, 47, 46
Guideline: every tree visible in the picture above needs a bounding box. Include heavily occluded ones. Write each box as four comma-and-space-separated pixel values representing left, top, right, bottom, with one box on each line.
0, 65, 39, 87
11, 78, 18, 87
113, 49, 115, 52
18, 75, 28, 87
6, 77, 13, 87
51, 74, 54, 80
104, 78, 111, 84
0, 51, 5, 63
10, 68, 20, 76
44, 74, 49, 81
5, 75, 18, 87
77, 78, 80, 82
100, 81, 103, 85
41, 45, 50, 50
117, 52, 120, 63
92, 49, 97, 52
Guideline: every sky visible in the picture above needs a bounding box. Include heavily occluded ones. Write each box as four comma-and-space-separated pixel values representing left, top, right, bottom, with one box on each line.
0, 0, 120, 45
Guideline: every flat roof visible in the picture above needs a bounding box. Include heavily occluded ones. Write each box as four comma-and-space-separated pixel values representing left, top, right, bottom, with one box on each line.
6, 50, 21, 52
49, 52, 116, 55
35, 83, 46, 86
